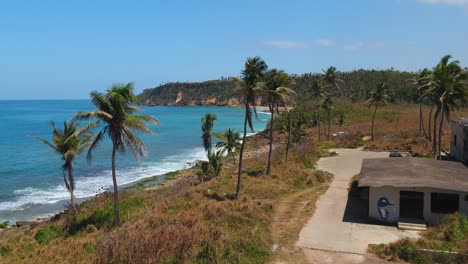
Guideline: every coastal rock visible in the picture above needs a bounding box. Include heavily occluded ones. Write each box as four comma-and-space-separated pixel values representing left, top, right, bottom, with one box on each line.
16, 221, 41, 228
175, 90, 183, 104
205, 97, 217, 105
228, 98, 240, 106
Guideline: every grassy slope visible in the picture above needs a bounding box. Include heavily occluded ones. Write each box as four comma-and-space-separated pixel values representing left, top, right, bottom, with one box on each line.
0, 130, 332, 264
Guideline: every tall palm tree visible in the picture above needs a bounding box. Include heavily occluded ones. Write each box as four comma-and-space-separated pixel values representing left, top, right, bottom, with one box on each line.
322, 66, 344, 95
409, 68, 431, 138
366, 83, 391, 142
235, 56, 267, 199
310, 80, 327, 142
30, 121, 95, 213
322, 96, 334, 140
262, 69, 295, 175
425, 55, 467, 159
213, 128, 241, 164
74, 82, 159, 226
201, 113, 217, 152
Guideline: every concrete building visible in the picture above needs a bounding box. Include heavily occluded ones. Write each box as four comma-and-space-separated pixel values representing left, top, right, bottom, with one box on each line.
450, 118, 468, 165
359, 158, 468, 226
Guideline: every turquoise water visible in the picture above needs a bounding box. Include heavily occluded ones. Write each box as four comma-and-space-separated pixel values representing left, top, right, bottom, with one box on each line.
0, 100, 268, 222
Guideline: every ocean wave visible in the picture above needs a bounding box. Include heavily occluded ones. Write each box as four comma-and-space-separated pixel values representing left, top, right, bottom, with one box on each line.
0, 147, 207, 211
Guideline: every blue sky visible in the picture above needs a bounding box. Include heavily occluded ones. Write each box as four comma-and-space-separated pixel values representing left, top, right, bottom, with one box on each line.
1, 0, 468, 99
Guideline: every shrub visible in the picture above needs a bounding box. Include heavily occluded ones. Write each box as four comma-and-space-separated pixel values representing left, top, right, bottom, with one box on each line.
34, 225, 61, 245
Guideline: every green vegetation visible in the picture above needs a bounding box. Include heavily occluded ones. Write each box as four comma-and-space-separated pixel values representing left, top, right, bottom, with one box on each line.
74, 82, 159, 226
34, 225, 62, 245
370, 213, 468, 263
30, 121, 96, 213
235, 56, 268, 199
213, 128, 241, 164
0, 221, 9, 229
366, 82, 391, 141
201, 113, 217, 152
260, 68, 295, 175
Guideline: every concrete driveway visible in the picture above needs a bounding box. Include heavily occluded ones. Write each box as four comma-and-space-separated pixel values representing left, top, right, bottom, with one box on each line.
297, 149, 420, 263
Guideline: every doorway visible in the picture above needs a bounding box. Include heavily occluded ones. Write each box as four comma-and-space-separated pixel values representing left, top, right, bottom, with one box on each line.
400, 191, 424, 221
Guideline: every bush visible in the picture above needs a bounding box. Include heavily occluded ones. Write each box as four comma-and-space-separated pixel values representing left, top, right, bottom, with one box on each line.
35, 225, 61, 245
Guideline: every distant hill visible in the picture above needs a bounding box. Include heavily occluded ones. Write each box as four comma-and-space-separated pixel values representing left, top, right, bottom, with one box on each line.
138, 70, 418, 106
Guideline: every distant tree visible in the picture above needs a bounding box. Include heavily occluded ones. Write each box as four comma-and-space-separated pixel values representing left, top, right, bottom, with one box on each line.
261, 69, 295, 175
201, 113, 217, 152
322, 66, 344, 95
336, 111, 347, 127
309, 80, 327, 142
366, 83, 391, 142
409, 69, 431, 138
234, 57, 267, 199
30, 121, 95, 213
213, 128, 241, 164
74, 83, 159, 226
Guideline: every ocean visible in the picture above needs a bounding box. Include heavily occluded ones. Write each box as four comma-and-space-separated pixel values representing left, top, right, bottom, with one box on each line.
0, 100, 269, 223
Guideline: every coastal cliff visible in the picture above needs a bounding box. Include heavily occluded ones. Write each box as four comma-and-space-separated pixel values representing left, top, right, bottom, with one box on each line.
138, 79, 244, 106
138, 70, 420, 107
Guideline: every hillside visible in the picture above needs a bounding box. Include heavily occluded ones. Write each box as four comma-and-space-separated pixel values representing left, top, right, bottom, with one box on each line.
138, 69, 418, 106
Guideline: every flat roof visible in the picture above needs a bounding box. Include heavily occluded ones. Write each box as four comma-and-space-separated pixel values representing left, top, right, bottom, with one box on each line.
359, 158, 468, 192
452, 118, 468, 126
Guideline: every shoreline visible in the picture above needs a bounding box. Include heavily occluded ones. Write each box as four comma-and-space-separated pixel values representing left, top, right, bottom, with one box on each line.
0, 128, 267, 227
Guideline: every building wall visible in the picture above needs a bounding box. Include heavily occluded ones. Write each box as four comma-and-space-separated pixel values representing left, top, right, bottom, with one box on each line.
369, 186, 468, 225
450, 121, 468, 164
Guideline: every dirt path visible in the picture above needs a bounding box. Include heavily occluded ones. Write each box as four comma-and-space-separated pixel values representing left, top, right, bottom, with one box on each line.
269, 185, 329, 264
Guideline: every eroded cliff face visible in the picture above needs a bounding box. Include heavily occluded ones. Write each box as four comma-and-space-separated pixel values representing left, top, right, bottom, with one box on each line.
138, 79, 245, 107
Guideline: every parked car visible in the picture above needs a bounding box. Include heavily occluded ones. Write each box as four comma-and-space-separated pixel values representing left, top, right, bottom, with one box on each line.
389, 152, 403, 158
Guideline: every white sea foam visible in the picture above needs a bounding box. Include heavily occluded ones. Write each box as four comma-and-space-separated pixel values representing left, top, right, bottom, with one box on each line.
0, 147, 207, 211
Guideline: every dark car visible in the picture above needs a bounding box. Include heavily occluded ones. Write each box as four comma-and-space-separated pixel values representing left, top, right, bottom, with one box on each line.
389, 152, 403, 158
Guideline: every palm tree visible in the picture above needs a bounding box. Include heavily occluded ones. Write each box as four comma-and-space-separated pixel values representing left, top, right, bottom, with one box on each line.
201, 113, 217, 152
322, 96, 334, 140
285, 102, 296, 163
322, 66, 344, 95
366, 83, 391, 142
409, 68, 431, 138
424, 55, 467, 159
309, 80, 327, 142
235, 56, 268, 199
207, 149, 224, 177
261, 69, 295, 175
30, 121, 95, 213
74, 82, 159, 226
213, 128, 241, 164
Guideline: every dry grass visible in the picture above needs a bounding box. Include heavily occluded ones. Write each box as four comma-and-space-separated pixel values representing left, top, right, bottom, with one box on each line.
0, 131, 331, 264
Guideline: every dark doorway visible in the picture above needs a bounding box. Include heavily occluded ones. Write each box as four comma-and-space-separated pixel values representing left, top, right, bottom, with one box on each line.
400, 191, 424, 220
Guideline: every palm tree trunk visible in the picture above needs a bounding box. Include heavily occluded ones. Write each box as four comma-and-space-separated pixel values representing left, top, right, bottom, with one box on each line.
432, 105, 441, 159
235, 104, 249, 199
371, 102, 379, 141
317, 99, 321, 142
67, 166, 76, 213
111, 140, 121, 226
267, 105, 274, 176
428, 102, 434, 141
327, 111, 331, 140
317, 113, 321, 142
285, 110, 292, 162
438, 106, 445, 160
419, 103, 428, 138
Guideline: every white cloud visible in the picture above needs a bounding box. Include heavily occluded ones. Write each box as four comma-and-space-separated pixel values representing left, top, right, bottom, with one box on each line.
417, 0, 468, 6
261, 40, 307, 49
370, 42, 386, 49
316, 38, 334, 47
344, 42, 364, 51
